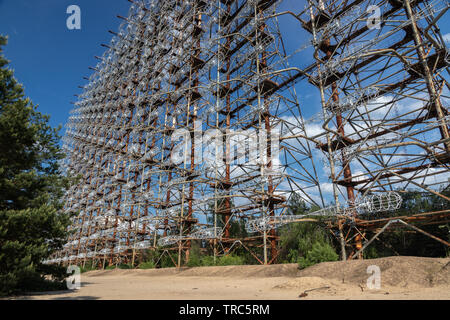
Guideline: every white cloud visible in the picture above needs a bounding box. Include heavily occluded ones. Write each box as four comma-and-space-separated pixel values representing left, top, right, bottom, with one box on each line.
443, 33, 450, 43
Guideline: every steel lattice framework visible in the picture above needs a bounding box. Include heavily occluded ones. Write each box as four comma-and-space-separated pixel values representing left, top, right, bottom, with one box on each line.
45, 0, 450, 267
295, 0, 450, 258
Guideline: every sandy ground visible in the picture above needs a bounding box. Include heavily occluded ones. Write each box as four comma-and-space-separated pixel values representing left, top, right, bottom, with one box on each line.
12, 256, 450, 300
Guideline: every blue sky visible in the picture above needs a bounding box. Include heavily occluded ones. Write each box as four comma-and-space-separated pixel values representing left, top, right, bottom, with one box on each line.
0, 0, 131, 130
0, 0, 449, 133
0, 0, 313, 131
1, 0, 449, 209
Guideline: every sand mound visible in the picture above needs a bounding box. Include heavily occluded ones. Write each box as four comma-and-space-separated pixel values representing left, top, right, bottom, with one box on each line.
14, 256, 450, 300
84, 256, 450, 290
297, 256, 450, 288
176, 263, 299, 278
85, 263, 300, 278
273, 276, 332, 289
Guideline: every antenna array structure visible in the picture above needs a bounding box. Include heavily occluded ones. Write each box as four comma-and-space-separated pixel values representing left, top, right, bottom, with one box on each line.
295, 0, 450, 257
47, 0, 450, 267
50, 0, 327, 267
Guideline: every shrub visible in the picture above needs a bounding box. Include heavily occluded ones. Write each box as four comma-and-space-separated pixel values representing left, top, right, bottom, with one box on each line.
200, 256, 216, 266
363, 246, 379, 259
139, 261, 156, 269
187, 254, 245, 267
79, 266, 93, 273
217, 255, 245, 266
298, 242, 338, 269
159, 252, 178, 268
186, 241, 203, 267
80, 262, 97, 273
187, 256, 202, 267
278, 218, 335, 264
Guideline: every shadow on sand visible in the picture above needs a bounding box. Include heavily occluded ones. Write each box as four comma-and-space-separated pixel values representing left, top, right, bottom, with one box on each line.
11, 282, 99, 300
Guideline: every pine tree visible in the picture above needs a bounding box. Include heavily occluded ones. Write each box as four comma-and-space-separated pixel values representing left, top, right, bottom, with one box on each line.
0, 35, 71, 296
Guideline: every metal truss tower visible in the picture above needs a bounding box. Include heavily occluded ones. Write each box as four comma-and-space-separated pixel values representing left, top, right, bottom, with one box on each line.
45, 0, 450, 267
296, 0, 450, 258
48, 0, 327, 267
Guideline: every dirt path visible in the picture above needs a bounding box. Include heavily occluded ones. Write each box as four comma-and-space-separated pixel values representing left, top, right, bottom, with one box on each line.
14, 256, 450, 300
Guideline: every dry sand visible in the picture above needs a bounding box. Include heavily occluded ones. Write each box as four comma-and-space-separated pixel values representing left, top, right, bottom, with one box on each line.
12, 256, 450, 300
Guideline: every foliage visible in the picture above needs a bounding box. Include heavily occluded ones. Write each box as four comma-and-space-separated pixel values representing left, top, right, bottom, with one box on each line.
98, 190, 450, 272
363, 246, 379, 259
139, 248, 159, 264
298, 242, 339, 269
159, 252, 178, 268
365, 190, 450, 258
187, 254, 245, 267
138, 248, 178, 268
185, 240, 245, 267
186, 241, 203, 267
440, 224, 450, 257
278, 195, 335, 264
138, 261, 156, 269
0, 35, 70, 296
80, 262, 97, 273
279, 221, 333, 262
280, 191, 450, 265
199, 255, 216, 266
216, 254, 245, 266
114, 190, 450, 272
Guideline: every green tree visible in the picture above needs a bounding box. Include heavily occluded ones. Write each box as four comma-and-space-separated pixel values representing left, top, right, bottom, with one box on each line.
365, 190, 450, 258
186, 240, 203, 267
0, 35, 70, 296
298, 242, 339, 269
278, 195, 338, 265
